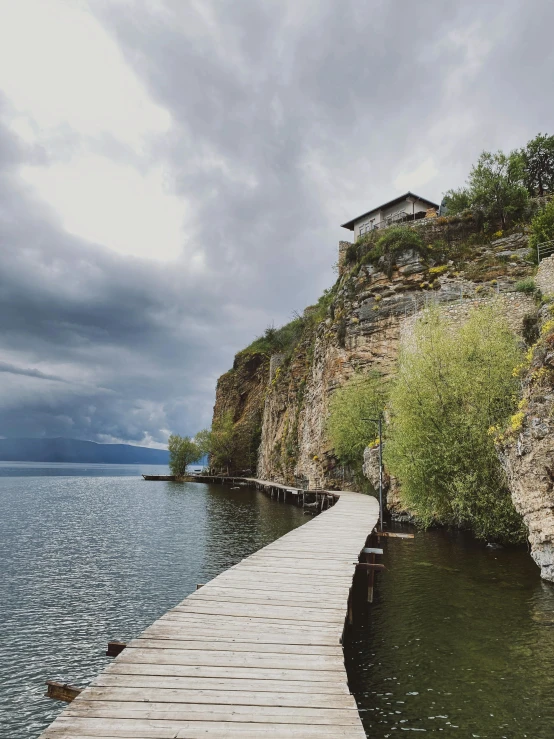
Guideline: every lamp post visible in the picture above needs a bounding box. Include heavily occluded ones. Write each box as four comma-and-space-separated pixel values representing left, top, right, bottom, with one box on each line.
362, 415, 384, 531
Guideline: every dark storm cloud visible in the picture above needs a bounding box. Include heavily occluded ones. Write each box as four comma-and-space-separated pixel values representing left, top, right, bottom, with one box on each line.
0, 362, 69, 383
1, 0, 553, 444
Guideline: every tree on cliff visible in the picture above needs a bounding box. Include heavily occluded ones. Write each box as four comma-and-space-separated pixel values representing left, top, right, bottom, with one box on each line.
196, 411, 238, 473
168, 434, 200, 477
326, 372, 387, 475
442, 187, 471, 214
443, 148, 529, 227
529, 197, 554, 261
385, 305, 526, 544
521, 133, 554, 196
468, 150, 529, 229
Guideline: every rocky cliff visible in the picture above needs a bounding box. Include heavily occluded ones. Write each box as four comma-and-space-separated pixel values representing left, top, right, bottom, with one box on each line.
211, 218, 554, 577
211, 350, 268, 472
213, 219, 535, 484
499, 255, 554, 580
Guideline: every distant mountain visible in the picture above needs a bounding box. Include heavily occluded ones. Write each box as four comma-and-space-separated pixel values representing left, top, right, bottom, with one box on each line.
0, 437, 170, 464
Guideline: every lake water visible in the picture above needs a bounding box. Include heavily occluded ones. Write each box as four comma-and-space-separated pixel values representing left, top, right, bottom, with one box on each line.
0, 463, 306, 738
3, 466, 554, 739
346, 525, 554, 738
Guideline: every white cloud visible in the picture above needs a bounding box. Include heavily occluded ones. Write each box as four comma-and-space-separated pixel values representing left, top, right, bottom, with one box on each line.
394, 157, 439, 192
20, 154, 189, 261
0, 0, 189, 262
0, 0, 170, 150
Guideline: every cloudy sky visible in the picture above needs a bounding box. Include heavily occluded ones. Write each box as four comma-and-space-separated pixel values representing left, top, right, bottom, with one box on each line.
0, 0, 552, 447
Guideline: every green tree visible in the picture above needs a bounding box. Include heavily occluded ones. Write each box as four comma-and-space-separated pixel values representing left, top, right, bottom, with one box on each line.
442, 187, 471, 214
529, 197, 554, 261
202, 411, 238, 473
194, 428, 212, 458
326, 372, 387, 472
521, 133, 554, 196
168, 434, 200, 477
468, 150, 528, 229
385, 305, 526, 543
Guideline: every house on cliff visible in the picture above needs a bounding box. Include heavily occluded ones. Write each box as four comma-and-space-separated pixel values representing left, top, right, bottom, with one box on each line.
341, 191, 440, 241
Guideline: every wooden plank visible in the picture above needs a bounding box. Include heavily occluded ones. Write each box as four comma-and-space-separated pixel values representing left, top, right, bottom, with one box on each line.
115, 647, 345, 671
93, 674, 351, 695
169, 602, 345, 623
128, 639, 343, 656
44, 720, 367, 738
44, 717, 367, 737
158, 613, 343, 632
164, 609, 343, 628
69, 686, 358, 709
65, 702, 361, 725
186, 594, 346, 612
104, 662, 350, 682
190, 583, 350, 599
141, 626, 342, 646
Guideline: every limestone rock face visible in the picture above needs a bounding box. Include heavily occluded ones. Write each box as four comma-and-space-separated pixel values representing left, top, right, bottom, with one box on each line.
362, 445, 403, 515
256, 243, 534, 488
499, 258, 554, 581
211, 351, 268, 473
500, 402, 554, 581
213, 222, 536, 495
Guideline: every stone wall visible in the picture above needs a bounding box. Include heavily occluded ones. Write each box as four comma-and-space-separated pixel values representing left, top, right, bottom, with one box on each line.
537, 254, 554, 296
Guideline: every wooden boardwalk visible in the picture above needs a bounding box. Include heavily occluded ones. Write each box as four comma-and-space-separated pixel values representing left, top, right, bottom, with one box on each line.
39, 481, 379, 739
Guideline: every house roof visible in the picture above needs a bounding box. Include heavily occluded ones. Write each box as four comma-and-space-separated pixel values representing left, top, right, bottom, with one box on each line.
341, 191, 440, 230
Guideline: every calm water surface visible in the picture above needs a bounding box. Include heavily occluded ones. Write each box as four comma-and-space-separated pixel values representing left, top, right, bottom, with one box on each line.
3, 466, 554, 739
0, 463, 306, 738
346, 525, 554, 739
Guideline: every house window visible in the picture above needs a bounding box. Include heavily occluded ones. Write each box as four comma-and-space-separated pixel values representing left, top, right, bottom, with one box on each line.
357, 218, 375, 238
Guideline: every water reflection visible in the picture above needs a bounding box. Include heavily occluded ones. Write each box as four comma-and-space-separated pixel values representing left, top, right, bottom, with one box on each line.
345, 526, 554, 738
0, 466, 306, 738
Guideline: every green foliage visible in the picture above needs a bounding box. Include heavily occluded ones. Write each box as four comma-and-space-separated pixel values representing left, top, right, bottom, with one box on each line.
168, 434, 200, 477
385, 306, 527, 544
241, 317, 305, 356
198, 411, 237, 472
443, 187, 471, 214
521, 133, 554, 196
240, 283, 338, 362
345, 242, 361, 264
194, 428, 212, 457
514, 278, 537, 294
468, 150, 529, 230
326, 373, 387, 470
529, 197, 554, 261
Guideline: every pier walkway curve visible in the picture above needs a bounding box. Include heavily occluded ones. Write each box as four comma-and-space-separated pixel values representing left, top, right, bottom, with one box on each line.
39, 480, 379, 739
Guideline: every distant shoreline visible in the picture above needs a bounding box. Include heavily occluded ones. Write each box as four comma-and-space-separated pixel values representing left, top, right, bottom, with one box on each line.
0, 437, 169, 465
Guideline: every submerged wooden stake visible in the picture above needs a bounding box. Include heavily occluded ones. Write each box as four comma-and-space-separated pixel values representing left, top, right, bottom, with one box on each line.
105, 640, 127, 657
45, 681, 82, 703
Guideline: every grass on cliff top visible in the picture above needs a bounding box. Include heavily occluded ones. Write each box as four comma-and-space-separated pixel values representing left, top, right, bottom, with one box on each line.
238, 285, 337, 359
